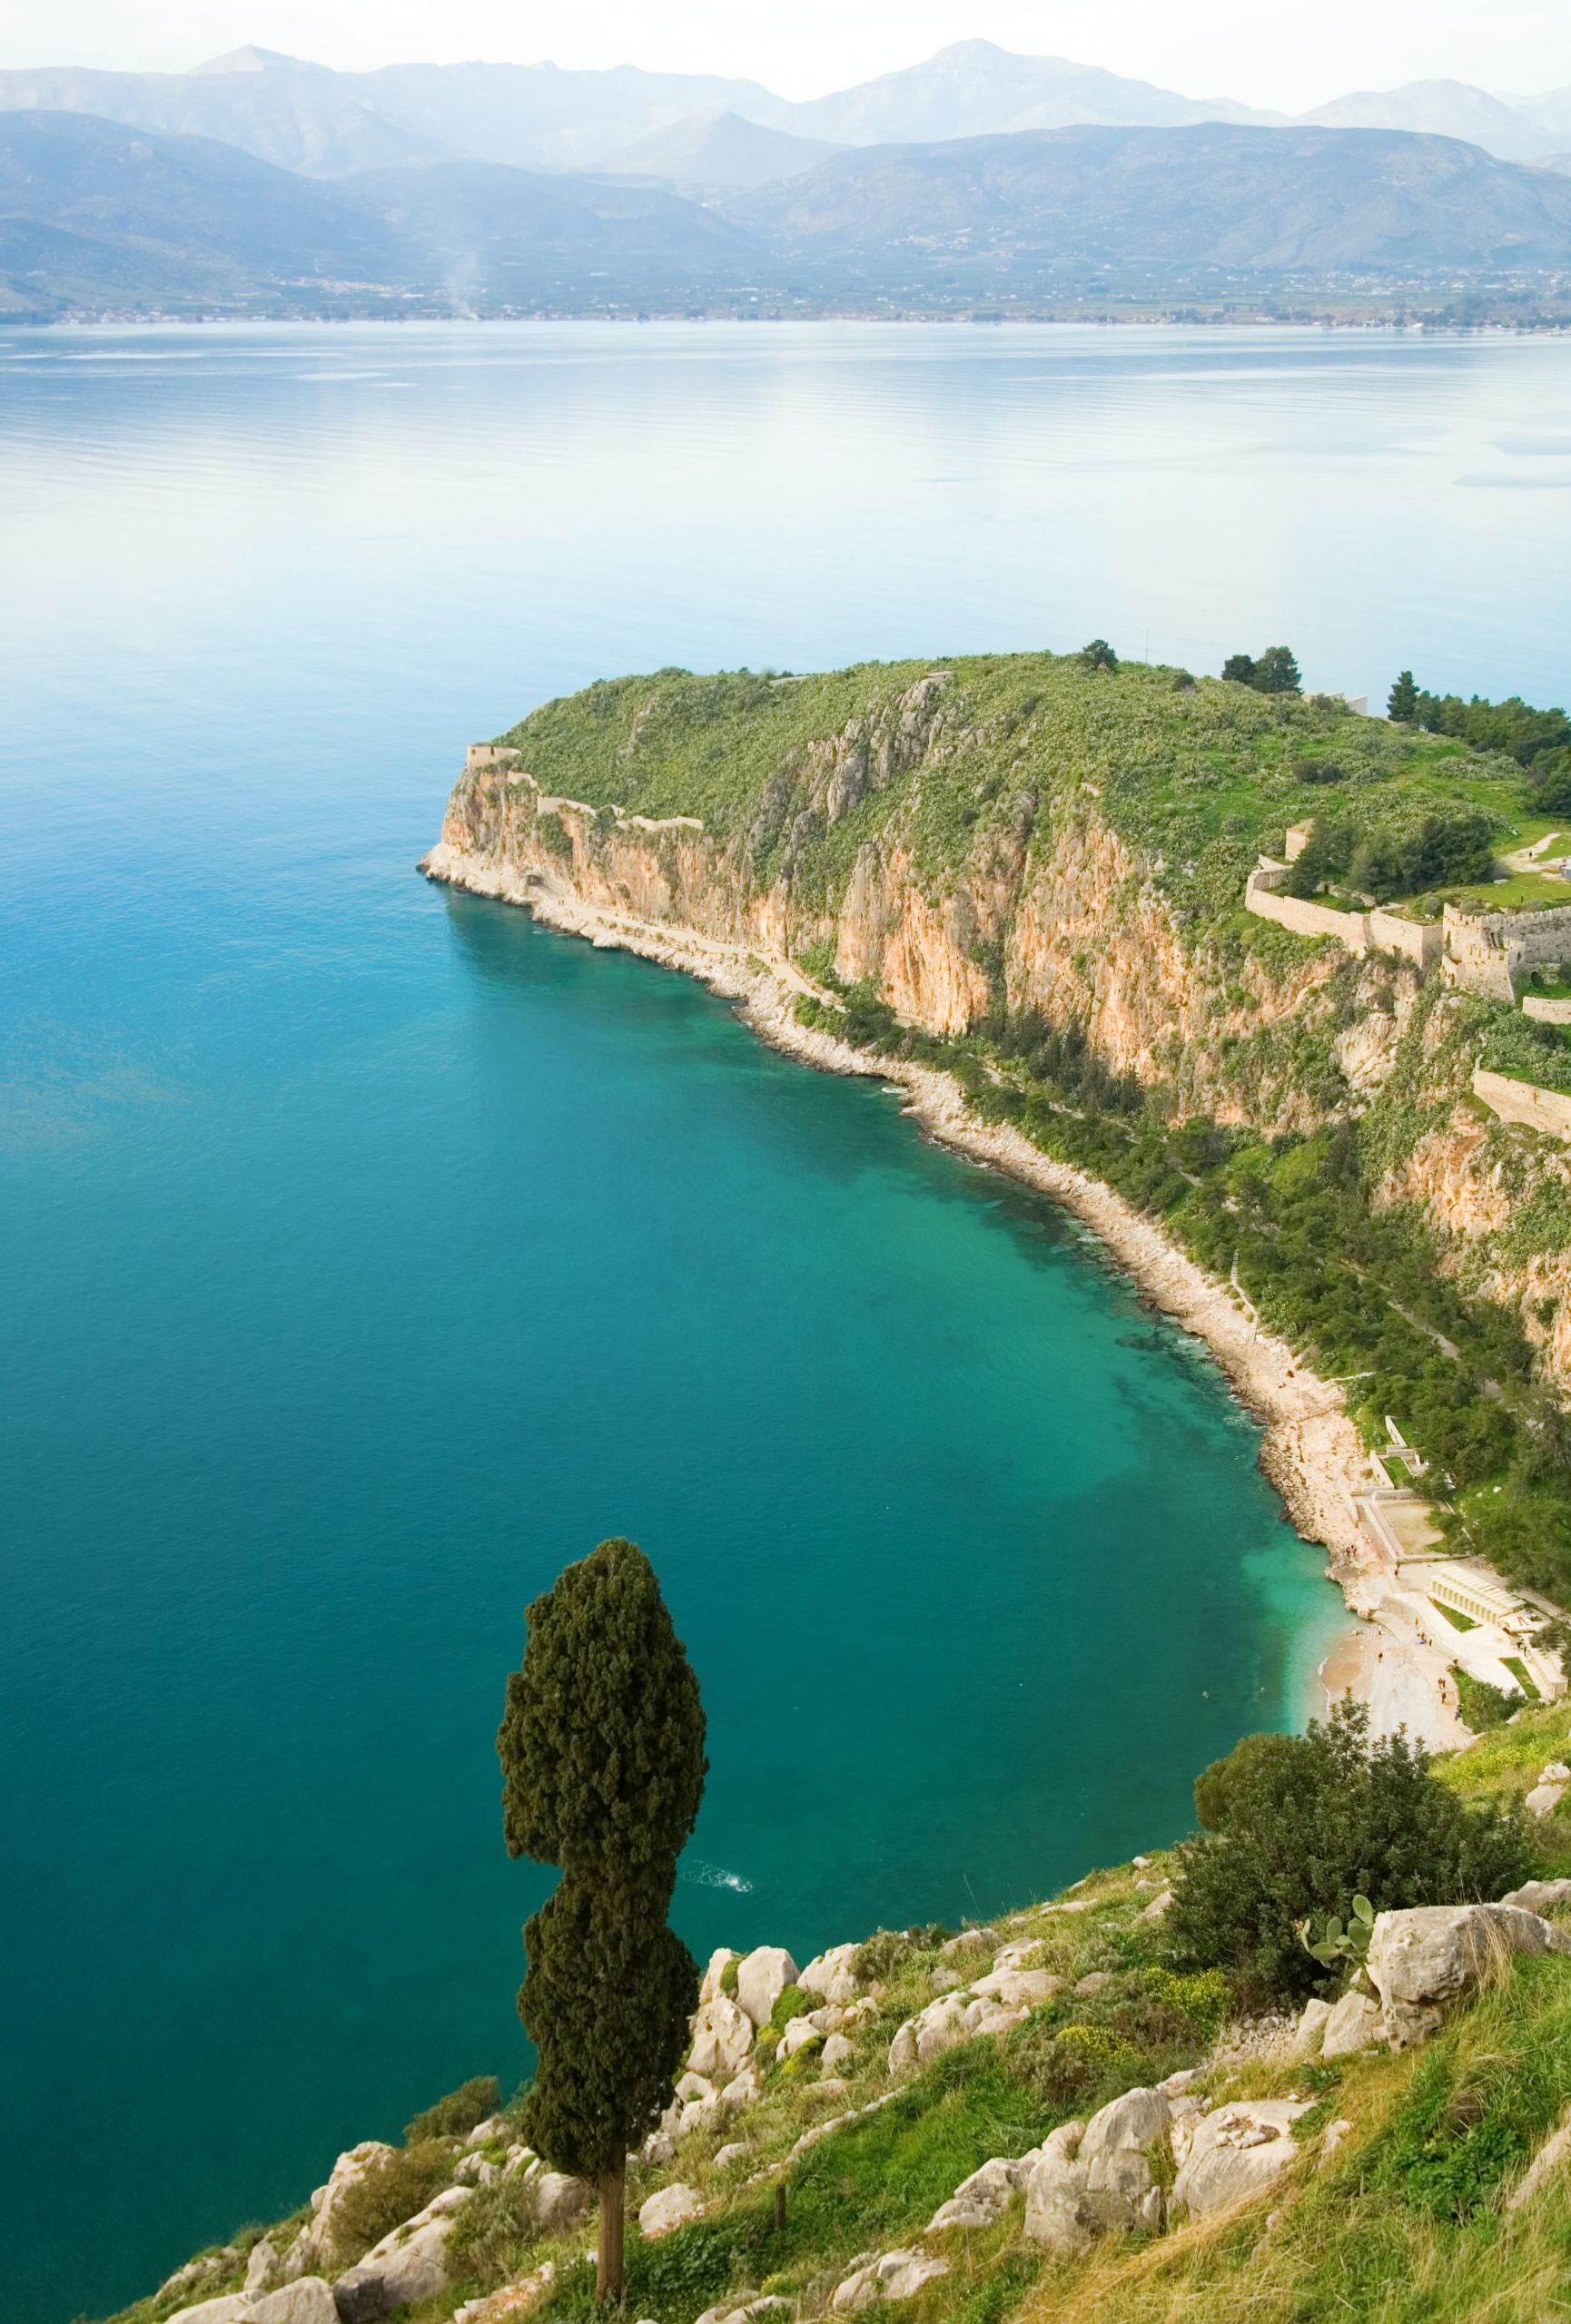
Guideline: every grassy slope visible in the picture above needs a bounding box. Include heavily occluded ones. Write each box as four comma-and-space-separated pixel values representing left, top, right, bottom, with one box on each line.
498, 656, 1495, 919
109, 1707, 1571, 2324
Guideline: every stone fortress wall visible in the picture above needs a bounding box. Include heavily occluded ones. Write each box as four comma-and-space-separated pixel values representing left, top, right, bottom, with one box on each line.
1443, 901, 1571, 1005
1244, 866, 1441, 970
1474, 1068, 1571, 1140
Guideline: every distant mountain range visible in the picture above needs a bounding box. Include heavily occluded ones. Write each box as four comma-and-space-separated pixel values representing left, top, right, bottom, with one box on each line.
3, 40, 1571, 185
6, 109, 1571, 321
723, 123, 1571, 289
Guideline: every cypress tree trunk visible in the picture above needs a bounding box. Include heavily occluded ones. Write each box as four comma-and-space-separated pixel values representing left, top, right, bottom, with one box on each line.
597, 2157, 627, 2302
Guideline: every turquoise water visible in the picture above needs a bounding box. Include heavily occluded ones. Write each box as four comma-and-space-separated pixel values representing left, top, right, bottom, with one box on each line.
3, 324, 1568, 2324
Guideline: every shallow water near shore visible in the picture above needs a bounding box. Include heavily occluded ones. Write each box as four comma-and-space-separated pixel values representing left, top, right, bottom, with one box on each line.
4, 321, 1570, 2323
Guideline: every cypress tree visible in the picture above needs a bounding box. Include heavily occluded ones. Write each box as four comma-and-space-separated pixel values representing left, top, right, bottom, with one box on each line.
499, 1538, 707, 2299
1388, 669, 1418, 723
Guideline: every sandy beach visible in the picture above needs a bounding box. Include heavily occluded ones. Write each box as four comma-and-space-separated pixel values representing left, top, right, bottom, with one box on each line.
421, 845, 1473, 1751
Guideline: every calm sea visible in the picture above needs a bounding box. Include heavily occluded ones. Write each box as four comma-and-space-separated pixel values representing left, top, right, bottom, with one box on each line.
3, 323, 1568, 2324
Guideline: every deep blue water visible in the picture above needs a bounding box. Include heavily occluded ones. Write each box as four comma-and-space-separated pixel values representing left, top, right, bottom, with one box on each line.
3, 323, 1568, 2324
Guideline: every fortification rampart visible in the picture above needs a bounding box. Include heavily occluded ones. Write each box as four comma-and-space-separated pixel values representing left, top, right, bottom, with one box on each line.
1243, 871, 1440, 968
1244, 871, 1370, 949
1473, 1067, 1571, 1140
1524, 995, 1571, 1025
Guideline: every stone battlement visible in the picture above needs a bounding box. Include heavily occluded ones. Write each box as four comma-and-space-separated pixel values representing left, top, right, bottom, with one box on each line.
1245, 861, 1571, 995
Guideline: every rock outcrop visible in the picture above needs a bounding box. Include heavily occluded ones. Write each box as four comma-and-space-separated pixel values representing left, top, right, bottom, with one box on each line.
331, 2188, 471, 2322
1367, 1903, 1571, 2045
1170, 2100, 1314, 2218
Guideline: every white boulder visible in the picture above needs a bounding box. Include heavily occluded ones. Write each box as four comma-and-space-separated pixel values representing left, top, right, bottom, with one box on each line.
1368, 1904, 1571, 2045
1319, 1988, 1381, 2061
286, 2142, 398, 2277
1501, 1878, 1571, 1914
251, 2284, 337, 2324
971, 1968, 1061, 2009
1139, 1889, 1175, 1923
778, 2016, 824, 2060
1077, 2087, 1169, 2231
689, 1993, 754, 2085
736, 1946, 798, 2029
1509, 2104, 1571, 2211
1021, 2122, 1092, 2253
926, 2156, 1023, 2233
168, 2301, 252, 2324
941, 1928, 997, 1958
887, 1987, 1031, 2078
800, 1944, 861, 2005
245, 2241, 284, 2297
821, 2033, 856, 2072
1293, 1997, 1333, 2056
331, 2188, 471, 2324
1171, 2101, 1312, 2219
531, 2171, 592, 2234
638, 2182, 706, 2239
720, 2060, 766, 2111
832, 2250, 949, 2310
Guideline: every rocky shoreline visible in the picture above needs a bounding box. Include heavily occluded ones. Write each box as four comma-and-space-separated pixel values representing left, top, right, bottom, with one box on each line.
419, 842, 1466, 1748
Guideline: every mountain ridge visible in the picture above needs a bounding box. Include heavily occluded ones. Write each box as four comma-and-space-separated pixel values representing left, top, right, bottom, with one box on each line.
7, 112, 1571, 320
5, 42, 1571, 180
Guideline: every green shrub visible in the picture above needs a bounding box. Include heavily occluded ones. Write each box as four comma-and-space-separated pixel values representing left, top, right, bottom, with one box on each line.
1139, 1965, 1231, 2034
404, 2073, 499, 2144
770, 1983, 809, 2032
1452, 1668, 1521, 1732
1006, 2020, 1143, 2112
1192, 1731, 1302, 1831
325, 2142, 455, 2265
1166, 1700, 1530, 2002
446, 2169, 544, 2289
851, 1927, 949, 1984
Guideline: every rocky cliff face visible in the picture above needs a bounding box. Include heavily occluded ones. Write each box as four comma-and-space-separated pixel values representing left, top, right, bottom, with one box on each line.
427, 678, 1571, 1391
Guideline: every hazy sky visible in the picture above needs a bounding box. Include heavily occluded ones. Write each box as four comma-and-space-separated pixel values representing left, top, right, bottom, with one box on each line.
5, 0, 1570, 107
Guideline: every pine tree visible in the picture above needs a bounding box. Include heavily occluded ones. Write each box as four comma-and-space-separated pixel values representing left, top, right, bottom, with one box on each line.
1221, 653, 1257, 685
1251, 645, 1302, 696
1388, 669, 1418, 723
499, 1538, 707, 2300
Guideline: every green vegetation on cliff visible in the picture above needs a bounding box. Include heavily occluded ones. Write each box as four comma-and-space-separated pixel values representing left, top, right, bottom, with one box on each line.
499, 655, 1508, 930
481, 653, 1571, 1598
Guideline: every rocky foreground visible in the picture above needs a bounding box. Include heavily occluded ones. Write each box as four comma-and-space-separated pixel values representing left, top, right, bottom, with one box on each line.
124, 1712, 1571, 2324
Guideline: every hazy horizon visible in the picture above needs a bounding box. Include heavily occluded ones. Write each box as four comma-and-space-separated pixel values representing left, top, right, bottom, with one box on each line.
5, 1, 1571, 115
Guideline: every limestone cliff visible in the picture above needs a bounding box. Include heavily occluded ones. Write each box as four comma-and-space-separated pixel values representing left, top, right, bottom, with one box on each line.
427, 664, 1571, 1402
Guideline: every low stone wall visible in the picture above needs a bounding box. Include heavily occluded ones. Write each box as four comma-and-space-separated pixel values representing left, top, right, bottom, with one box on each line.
466, 743, 522, 773
1473, 1067, 1571, 1140
1524, 995, 1571, 1025
1244, 875, 1440, 969
1244, 872, 1369, 950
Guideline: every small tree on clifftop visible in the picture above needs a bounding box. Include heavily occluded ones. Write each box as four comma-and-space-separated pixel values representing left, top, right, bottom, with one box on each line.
499, 1538, 707, 2300
1388, 669, 1419, 723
